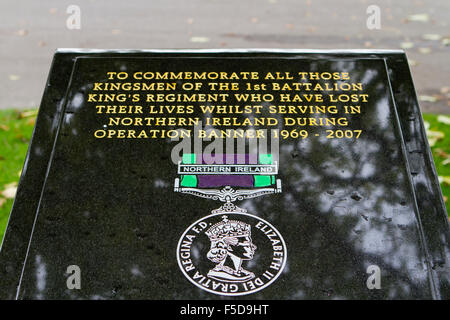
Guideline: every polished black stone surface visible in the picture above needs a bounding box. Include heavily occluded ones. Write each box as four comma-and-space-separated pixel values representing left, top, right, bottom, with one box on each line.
0, 50, 448, 299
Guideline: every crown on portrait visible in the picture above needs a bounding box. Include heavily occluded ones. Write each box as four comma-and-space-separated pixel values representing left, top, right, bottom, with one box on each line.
205, 215, 251, 241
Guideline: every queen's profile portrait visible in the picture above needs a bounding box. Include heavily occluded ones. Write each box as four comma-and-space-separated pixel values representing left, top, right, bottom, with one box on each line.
205, 215, 257, 282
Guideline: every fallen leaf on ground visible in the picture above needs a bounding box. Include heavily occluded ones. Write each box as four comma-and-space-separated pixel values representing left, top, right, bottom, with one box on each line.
17, 29, 28, 36
435, 149, 450, 165
18, 110, 38, 119
422, 34, 441, 41
442, 38, 450, 46
1, 182, 18, 199
418, 47, 431, 54
4, 182, 17, 189
435, 148, 450, 158
14, 134, 28, 143
441, 176, 450, 186
437, 115, 450, 125
0, 124, 10, 131
426, 130, 444, 146
401, 42, 414, 49
0, 198, 6, 208
9, 75, 20, 81
428, 138, 439, 147
190, 37, 210, 43
285, 23, 294, 30
419, 95, 438, 102
407, 13, 430, 22
426, 130, 444, 139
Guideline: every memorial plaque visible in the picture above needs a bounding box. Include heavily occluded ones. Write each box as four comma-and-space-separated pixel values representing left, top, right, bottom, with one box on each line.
0, 49, 448, 300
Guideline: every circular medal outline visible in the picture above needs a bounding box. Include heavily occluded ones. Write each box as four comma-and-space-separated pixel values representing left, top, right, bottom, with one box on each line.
176, 211, 287, 296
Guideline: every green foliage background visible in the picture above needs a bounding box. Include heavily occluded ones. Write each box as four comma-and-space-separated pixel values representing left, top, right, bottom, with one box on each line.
423, 113, 450, 214
0, 110, 37, 242
0, 110, 448, 243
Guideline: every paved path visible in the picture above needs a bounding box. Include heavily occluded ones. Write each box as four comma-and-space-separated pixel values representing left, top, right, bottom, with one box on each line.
0, 0, 449, 113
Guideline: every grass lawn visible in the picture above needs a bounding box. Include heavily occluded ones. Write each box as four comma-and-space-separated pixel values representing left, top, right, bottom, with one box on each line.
423, 113, 450, 214
0, 110, 449, 242
0, 109, 38, 242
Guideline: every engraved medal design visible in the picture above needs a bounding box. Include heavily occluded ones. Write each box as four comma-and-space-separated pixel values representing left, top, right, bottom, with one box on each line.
177, 213, 287, 296
175, 153, 287, 296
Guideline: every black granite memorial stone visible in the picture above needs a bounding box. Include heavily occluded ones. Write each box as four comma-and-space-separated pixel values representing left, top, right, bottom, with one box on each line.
0, 49, 448, 300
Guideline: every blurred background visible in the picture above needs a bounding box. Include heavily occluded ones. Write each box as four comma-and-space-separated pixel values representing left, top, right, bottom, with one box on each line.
0, 0, 449, 240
